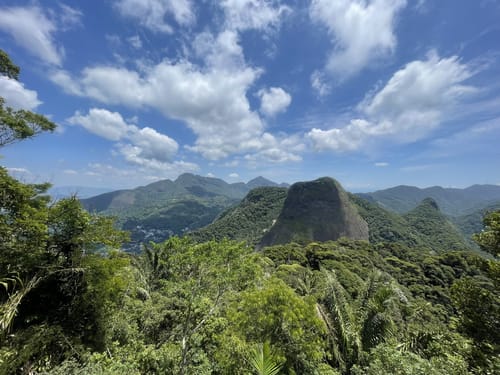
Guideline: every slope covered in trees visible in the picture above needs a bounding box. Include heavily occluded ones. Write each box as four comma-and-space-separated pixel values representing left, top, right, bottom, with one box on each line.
81, 174, 286, 251
190, 186, 288, 246
1, 50, 498, 375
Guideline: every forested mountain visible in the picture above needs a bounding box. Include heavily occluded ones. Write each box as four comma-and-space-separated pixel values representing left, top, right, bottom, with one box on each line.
81, 174, 283, 251
2, 45, 499, 375
192, 177, 472, 253
403, 198, 470, 252
190, 186, 288, 246
359, 184, 500, 216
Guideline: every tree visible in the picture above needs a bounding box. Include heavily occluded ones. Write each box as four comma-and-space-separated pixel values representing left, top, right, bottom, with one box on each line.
0, 49, 56, 146
473, 210, 500, 257
0, 51, 130, 373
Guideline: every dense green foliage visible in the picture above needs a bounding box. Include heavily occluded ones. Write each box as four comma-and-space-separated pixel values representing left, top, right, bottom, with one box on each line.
81, 174, 285, 252
190, 186, 287, 246
473, 210, 500, 257
402, 198, 469, 252
3, 235, 497, 374
1, 50, 499, 375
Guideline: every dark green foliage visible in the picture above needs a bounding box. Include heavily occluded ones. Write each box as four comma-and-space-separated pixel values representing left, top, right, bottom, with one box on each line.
0, 55, 497, 372
0, 49, 20, 79
403, 198, 470, 252
0, 50, 56, 146
190, 186, 287, 245
472, 210, 500, 257
351, 194, 427, 247
81, 174, 286, 252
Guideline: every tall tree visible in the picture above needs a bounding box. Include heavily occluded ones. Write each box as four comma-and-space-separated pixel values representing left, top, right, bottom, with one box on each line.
0, 49, 56, 146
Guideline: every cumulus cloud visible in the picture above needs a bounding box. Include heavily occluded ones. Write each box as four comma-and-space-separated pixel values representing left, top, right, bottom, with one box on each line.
50, 70, 83, 96
68, 108, 131, 141
310, 0, 407, 79
67, 108, 180, 169
114, 0, 195, 33
258, 87, 291, 117
0, 6, 62, 65
221, 0, 290, 32
0, 76, 41, 110
53, 30, 303, 163
51, 2, 301, 164
308, 52, 476, 152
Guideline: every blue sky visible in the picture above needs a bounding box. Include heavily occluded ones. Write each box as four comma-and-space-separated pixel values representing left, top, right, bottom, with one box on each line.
0, 0, 499, 191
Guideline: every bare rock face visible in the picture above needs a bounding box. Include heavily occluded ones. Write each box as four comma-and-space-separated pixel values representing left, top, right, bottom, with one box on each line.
259, 177, 369, 247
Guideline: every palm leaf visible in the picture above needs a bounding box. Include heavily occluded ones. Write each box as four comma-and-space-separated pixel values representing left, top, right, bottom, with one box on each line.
248, 341, 284, 375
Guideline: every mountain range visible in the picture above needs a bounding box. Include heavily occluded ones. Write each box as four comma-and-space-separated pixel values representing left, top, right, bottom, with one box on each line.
358, 184, 500, 216
80, 174, 500, 253
81, 173, 287, 251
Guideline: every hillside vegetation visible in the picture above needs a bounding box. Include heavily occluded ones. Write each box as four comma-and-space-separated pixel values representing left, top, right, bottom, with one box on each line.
1, 50, 499, 375
81, 174, 283, 251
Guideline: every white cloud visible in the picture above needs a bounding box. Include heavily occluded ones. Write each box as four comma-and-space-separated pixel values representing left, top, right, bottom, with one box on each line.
85, 161, 198, 184
0, 76, 41, 110
221, 0, 290, 32
63, 169, 78, 175
311, 70, 331, 97
58, 4, 83, 30
0, 6, 62, 65
52, 1, 301, 165
310, 0, 407, 79
258, 87, 291, 117
6, 167, 30, 174
375, 162, 389, 167
67, 108, 180, 169
127, 35, 143, 49
228, 172, 239, 179
54, 30, 303, 163
193, 30, 245, 69
114, 0, 195, 33
50, 70, 83, 96
68, 108, 130, 141
244, 133, 305, 163
308, 52, 477, 151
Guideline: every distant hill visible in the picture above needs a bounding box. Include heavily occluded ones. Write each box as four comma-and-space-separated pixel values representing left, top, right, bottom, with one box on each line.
81, 173, 283, 251
246, 176, 289, 189
403, 198, 470, 251
359, 184, 500, 216
189, 186, 288, 246
259, 177, 369, 247
350, 194, 428, 248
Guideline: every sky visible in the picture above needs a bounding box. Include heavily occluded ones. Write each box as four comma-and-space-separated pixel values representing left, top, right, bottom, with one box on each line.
0, 0, 499, 192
